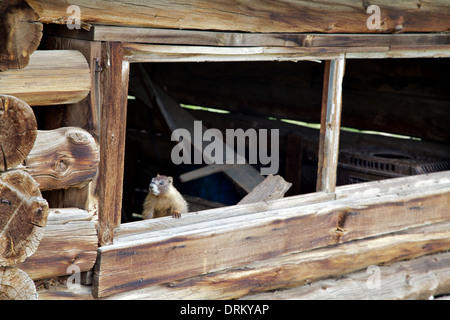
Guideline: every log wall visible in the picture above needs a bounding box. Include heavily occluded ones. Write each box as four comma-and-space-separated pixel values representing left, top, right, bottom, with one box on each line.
26, 0, 450, 33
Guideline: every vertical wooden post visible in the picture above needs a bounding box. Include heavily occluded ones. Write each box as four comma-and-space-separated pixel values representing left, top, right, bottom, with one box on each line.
316, 57, 346, 193
97, 42, 130, 246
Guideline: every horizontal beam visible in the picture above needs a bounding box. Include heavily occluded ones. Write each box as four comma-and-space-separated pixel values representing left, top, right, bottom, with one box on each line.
50, 26, 450, 47
94, 171, 450, 298
0, 50, 90, 106
123, 43, 450, 63
27, 0, 450, 33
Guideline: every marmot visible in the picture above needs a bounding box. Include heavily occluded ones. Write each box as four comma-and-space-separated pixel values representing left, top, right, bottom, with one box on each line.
142, 174, 188, 219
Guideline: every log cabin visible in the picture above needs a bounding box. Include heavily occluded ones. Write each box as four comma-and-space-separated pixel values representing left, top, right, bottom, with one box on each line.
0, 0, 450, 300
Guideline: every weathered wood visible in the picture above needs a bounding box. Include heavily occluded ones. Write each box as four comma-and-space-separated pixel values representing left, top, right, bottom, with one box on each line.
48, 25, 450, 48
26, 0, 450, 33
17, 208, 98, 280
0, 170, 49, 266
96, 42, 129, 246
94, 171, 450, 298
0, 95, 37, 171
0, 0, 42, 71
0, 266, 37, 300
238, 175, 292, 205
23, 127, 99, 191
316, 58, 345, 193
0, 50, 90, 106
243, 251, 450, 300
95, 221, 450, 300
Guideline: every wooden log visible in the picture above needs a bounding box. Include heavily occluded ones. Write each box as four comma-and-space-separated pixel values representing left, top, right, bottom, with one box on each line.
0, 95, 37, 171
93, 171, 450, 297
0, 0, 42, 71
18, 208, 98, 280
316, 58, 345, 193
0, 170, 49, 266
238, 175, 292, 205
26, 0, 450, 33
23, 127, 99, 191
243, 250, 450, 300
0, 50, 90, 106
0, 266, 37, 300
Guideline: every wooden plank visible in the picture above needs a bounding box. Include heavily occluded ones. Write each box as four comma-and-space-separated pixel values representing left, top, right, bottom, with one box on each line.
238, 175, 292, 205
93, 171, 450, 297
0, 50, 90, 106
17, 208, 97, 280
96, 42, 130, 246
316, 58, 345, 193
26, 0, 450, 33
123, 43, 390, 63
243, 250, 450, 300
48, 25, 450, 48
95, 221, 450, 300
23, 127, 99, 191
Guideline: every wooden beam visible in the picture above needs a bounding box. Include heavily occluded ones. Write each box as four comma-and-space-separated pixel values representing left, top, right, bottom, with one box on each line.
0, 50, 90, 106
48, 26, 450, 48
96, 42, 130, 246
317, 58, 345, 193
26, 0, 450, 33
17, 208, 98, 280
93, 171, 450, 297
89, 221, 450, 300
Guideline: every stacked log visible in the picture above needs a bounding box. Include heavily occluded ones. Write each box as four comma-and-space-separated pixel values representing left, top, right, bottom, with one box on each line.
0, 0, 42, 71
0, 96, 49, 299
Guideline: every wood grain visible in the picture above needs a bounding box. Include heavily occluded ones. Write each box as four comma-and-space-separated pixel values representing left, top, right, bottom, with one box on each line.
18, 208, 98, 280
0, 0, 42, 71
0, 170, 48, 266
0, 95, 37, 171
24, 127, 99, 191
94, 171, 450, 297
26, 0, 450, 33
0, 50, 90, 106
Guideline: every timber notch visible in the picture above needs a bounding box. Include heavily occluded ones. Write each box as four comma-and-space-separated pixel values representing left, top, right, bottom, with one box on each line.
0, 0, 450, 301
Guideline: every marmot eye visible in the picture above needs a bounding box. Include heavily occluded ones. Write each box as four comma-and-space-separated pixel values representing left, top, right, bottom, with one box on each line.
159, 181, 164, 185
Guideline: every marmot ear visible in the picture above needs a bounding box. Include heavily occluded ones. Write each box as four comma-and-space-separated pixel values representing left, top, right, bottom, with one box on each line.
168, 176, 173, 184
156, 173, 160, 177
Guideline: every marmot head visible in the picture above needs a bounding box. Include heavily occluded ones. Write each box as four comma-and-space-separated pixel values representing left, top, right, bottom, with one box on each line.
149, 174, 173, 196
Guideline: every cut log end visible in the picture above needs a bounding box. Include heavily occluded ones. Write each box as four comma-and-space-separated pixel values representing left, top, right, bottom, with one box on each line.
0, 0, 43, 71
0, 170, 49, 266
0, 95, 37, 171
0, 266, 37, 300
